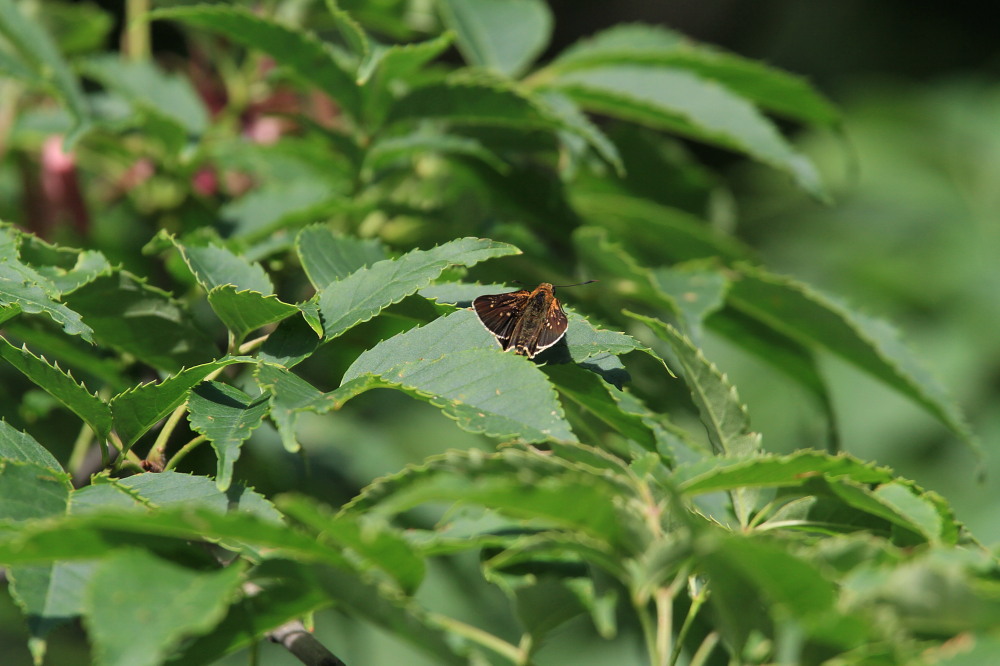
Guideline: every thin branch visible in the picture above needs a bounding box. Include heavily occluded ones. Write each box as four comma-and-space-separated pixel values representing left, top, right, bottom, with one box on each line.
164, 435, 207, 471
267, 618, 347, 666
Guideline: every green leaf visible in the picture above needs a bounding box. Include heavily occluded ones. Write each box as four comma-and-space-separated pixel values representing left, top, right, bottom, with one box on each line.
0, 460, 70, 522
339, 310, 576, 442
360, 32, 454, 126
727, 265, 980, 455
80, 55, 209, 136
113, 472, 281, 523
537, 89, 624, 176
420, 281, 657, 384
346, 447, 643, 553
109, 357, 253, 449
318, 237, 518, 341
384, 74, 562, 131
571, 194, 752, 264
0, 228, 94, 341
652, 262, 729, 341
63, 271, 219, 373
363, 129, 511, 177
7, 560, 96, 656
295, 226, 387, 290
543, 363, 657, 451
627, 313, 760, 526
707, 308, 836, 450
150, 5, 360, 119
438, 0, 552, 77
0, 0, 91, 140
0, 460, 73, 660
698, 533, 848, 650
0, 506, 336, 566
255, 363, 332, 453
164, 560, 330, 666
0, 336, 112, 439
278, 496, 425, 593
83, 551, 245, 666
187, 382, 269, 491
627, 313, 757, 457
549, 24, 840, 126
206, 286, 300, 345
220, 180, 346, 240
258, 312, 323, 368
674, 450, 893, 496
173, 242, 273, 295
313, 565, 469, 665
323, 0, 369, 59
0, 420, 62, 471
552, 66, 825, 198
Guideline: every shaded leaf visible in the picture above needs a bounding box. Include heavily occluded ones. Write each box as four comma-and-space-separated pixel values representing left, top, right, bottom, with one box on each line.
278, 495, 425, 593
543, 363, 657, 450
627, 313, 759, 525
206, 286, 300, 345
110, 357, 253, 449
187, 382, 269, 491
255, 363, 332, 453
345, 447, 644, 553
64, 271, 218, 373
164, 560, 330, 666
83, 551, 245, 666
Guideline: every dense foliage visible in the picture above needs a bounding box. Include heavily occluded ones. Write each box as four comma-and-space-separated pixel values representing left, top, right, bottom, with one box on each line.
1, 1, 996, 665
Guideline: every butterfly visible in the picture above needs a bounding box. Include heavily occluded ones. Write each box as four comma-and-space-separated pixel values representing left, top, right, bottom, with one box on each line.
473, 281, 594, 358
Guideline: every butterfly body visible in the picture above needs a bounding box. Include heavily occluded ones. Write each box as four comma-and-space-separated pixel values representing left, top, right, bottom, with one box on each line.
473, 282, 569, 358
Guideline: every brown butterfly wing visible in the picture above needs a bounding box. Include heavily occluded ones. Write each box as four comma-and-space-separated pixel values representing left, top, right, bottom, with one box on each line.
529, 297, 569, 356
473, 290, 530, 350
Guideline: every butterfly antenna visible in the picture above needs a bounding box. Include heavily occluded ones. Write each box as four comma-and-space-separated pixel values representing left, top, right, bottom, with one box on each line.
551, 280, 598, 288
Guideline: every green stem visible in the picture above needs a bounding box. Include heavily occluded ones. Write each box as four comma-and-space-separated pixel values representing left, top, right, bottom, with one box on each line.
164, 435, 208, 471
654, 587, 672, 666
687, 631, 719, 666
670, 576, 707, 666
67, 423, 95, 478
124, 0, 150, 61
426, 612, 523, 664
149, 402, 190, 466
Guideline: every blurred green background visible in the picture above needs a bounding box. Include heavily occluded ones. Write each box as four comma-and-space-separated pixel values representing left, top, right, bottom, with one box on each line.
3, 1, 999, 664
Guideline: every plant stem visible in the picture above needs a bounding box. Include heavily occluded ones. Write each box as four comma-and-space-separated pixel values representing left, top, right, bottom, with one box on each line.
164, 435, 207, 471
688, 631, 719, 666
149, 402, 190, 467
655, 587, 672, 666
670, 576, 707, 666
426, 612, 523, 664
124, 0, 150, 61
67, 423, 95, 478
